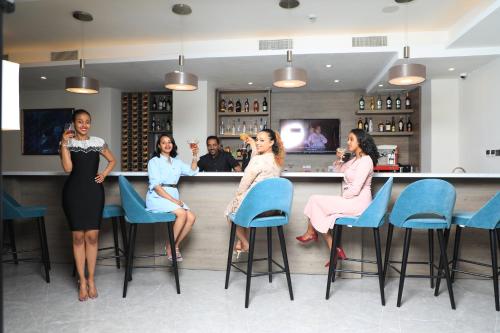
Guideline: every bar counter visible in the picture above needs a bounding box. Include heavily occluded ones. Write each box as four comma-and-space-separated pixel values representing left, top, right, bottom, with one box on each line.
3, 171, 499, 276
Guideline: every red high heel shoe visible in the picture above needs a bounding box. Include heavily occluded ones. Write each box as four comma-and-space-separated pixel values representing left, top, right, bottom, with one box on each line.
296, 232, 318, 244
325, 247, 348, 267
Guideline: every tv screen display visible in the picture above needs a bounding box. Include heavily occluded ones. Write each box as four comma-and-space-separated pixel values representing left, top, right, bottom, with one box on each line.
280, 119, 340, 154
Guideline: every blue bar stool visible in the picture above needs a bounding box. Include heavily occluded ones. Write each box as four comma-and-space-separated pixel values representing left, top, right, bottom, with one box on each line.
224, 177, 294, 308
383, 179, 457, 309
436, 192, 500, 311
2, 191, 50, 283
326, 177, 393, 305
118, 176, 178, 298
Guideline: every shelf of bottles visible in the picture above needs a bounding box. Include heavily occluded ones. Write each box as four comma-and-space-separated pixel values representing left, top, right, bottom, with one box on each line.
148, 92, 173, 157
216, 89, 271, 156
356, 92, 414, 136
121, 92, 149, 171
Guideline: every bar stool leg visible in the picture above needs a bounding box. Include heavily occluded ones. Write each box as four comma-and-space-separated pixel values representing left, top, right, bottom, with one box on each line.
496, 229, 500, 255
36, 217, 50, 283
167, 222, 180, 294
397, 228, 412, 307
122, 223, 136, 298
225, 222, 237, 289
245, 227, 256, 308
436, 229, 456, 309
6, 220, 18, 264
326, 225, 340, 300
489, 229, 499, 311
119, 217, 128, 256
373, 227, 385, 306
40, 217, 51, 270
277, 225, 293, 301
383, 224, 394, 285
332, 225, 343, 283
434, 229, 451, 296
428, 229, 434, 288
111, 217, 121, 269
450, 225, 462, 283
267, 227, 272, 283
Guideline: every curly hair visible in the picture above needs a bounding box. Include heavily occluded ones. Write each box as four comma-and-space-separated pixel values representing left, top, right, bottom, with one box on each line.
260, 129, 285, 168
350, 129, 379, 166
151, 134, 178, 159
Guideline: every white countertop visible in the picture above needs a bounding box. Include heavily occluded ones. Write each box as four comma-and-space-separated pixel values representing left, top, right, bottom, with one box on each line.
3, 171, 500, 179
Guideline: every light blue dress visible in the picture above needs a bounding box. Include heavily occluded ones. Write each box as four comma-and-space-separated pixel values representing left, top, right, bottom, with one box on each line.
145, 155, 198, 212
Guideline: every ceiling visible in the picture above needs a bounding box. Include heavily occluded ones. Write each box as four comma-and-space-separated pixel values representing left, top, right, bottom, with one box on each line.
7, 0, 500, 93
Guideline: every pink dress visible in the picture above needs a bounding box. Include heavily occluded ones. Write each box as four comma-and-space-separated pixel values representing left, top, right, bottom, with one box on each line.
304, 155, 374, 233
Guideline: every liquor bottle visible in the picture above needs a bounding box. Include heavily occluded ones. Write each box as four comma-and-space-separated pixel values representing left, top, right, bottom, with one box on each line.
152, 97, 157, 111
244, 98, 250, 112
405, 92, 412, 109
386, 95, 393, 110
253, 99, 259, 112
219, 120, 225, 135
158, 97, 163, 111
378, 122, 384, 132
259, 118, 264, 130
357, 118, 363, 130
376, 95, 383, 110
166, 99, 172, 112
263, 119, 268, 129
220, 98, 226, 112
363, 117, 369, 132
368, 118, 373, 133
391, 117, 396, 132
262, 97, 268, 112
253, 120, 258, 134
398, 117, 404, 131
156, 121, 161, 131
166, 119, 171, 131
151, 117, 156, 131
231, 121, 236, 135
385, 120, 391, 132
406, 117, 413, 132
242, 121, 247, 133
359, 96, 365, 111
370, 96, 375, 110
227, 99, 234, 112
236, 118, 241, 133
235, 99, 242, 113
395, 95, 401, 110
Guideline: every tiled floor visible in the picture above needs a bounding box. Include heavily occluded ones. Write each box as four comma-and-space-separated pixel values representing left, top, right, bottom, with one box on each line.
3, 262, 499, 333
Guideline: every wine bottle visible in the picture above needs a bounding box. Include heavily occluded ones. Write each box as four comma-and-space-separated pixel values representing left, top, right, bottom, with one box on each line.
386, 95, 393, 110
152, 97, 157, 111
359, 96, 365, 111
220, 98, 226, 112
406, 117, 413, 132
244, 98, 250, 112
364, 117, 369, 132
263, 119, 268, 129
395, 95, 401, 110
235, 99, 242, 113
357, 118, 363, 130
376, 95, 383, 110
253, 99, 259, 112
385, 120, 391, 132
405, 92, 412, 109
227, 99, 234, 112
398, 117, 404, 131
151, 116, 156, 131
166, 99, 172, 112
166, 120, 171, 131
391, 117, 396, 132
262, 97, 268, 112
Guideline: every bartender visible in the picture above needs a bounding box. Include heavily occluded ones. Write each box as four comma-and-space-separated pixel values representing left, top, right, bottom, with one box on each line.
198, 136, 242, 172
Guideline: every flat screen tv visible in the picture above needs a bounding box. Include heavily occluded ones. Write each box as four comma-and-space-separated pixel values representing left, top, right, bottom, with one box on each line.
279, 119, 340, 154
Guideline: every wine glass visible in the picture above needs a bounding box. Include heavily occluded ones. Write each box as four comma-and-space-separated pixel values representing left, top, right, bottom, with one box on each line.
336, 147, 346, 160
187, 138, 199, 150
64, 122, 75, 136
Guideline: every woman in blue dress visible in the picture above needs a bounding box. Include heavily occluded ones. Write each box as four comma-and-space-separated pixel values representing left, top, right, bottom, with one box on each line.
146, 134, 198, 261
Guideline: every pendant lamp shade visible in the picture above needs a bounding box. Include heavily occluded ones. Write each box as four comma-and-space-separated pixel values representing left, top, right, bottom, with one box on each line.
2, 60, 20, 130
273, 50, 307, 88
65, 60, 99, 94
388, 62, 426, 86
165, 55, 198, 91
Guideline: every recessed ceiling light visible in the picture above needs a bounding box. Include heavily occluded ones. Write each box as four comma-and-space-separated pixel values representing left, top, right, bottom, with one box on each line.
378, 84, 384, 87
40, 76, 47, 80
333, 79, 340, 83
448, 67, 455, 71
248, 82, 253, 85
325, 64, 332, 68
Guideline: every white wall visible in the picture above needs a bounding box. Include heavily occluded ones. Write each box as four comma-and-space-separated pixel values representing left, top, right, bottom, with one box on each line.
459, 57, 500, 173
420, 80, 432, 172
172, 81, 211, 162
2, 87, 122, 171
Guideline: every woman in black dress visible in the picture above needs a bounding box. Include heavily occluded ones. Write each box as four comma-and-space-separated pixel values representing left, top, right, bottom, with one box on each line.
60, 109, 116, 301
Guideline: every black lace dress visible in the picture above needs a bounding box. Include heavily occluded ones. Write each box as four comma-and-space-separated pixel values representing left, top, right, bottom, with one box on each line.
62, 136, 106, 231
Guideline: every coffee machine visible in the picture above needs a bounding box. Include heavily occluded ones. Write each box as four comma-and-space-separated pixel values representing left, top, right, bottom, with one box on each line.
374, 145, 399, 172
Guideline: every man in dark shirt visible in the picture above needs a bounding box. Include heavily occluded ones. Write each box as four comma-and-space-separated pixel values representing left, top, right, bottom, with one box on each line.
197, 136, 242, 172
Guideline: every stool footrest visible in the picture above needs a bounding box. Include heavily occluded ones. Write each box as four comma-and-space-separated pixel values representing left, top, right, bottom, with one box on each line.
231, 258, 285, 277
333, 269, 379, 276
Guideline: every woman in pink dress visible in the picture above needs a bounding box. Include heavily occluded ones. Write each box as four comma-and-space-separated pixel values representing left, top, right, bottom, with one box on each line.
296, 129, 379, 264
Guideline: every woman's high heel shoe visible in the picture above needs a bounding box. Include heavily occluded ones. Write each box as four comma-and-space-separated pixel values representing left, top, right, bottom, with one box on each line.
325, 247, 348, 267
295, 232, 319, 244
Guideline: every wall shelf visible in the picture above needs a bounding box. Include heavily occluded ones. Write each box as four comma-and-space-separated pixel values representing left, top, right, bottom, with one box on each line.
370, 132, 414, 136
356, 110, 413, 115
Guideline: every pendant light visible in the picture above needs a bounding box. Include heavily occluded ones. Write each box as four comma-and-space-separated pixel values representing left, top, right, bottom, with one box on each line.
273, 0, 307, 88
388, 0, 426, 86
164, 4, 198, 91
65, 11, 99, 94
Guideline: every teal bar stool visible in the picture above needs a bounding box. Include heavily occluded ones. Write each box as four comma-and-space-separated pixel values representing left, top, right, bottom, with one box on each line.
118, 176, 178, 298
326, 177, 393, 305
224, 177, 294, 308
100, 204, 127, 268
436, 192, 500, 311
2, 191, 50, 283
383, 179, 457, 309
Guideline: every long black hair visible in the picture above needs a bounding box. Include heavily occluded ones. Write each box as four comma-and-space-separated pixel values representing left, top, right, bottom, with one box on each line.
151, 134, 178, 159
350, 129, 379, 166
